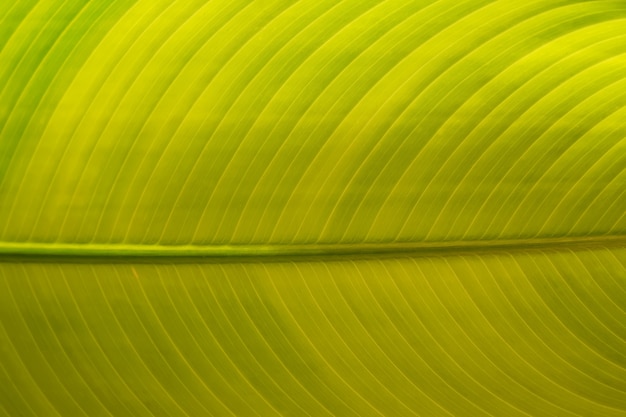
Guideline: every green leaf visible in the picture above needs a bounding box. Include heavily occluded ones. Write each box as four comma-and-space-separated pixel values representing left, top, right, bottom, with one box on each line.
1, 1, 625, 416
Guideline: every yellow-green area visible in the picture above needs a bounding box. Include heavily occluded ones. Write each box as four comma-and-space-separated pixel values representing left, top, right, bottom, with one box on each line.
1, 248, 625, 416
1, 0, 625, 246
1, 0, 625, 415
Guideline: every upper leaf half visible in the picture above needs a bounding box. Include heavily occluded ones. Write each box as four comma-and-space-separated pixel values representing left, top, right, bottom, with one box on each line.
0, 0, 624, 248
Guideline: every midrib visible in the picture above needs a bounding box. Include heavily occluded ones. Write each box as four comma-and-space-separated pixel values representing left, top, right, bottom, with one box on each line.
1, 234, 624, 262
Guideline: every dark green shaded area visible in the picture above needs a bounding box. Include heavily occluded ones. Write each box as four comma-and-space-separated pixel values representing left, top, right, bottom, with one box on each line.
1, 247, 625, 416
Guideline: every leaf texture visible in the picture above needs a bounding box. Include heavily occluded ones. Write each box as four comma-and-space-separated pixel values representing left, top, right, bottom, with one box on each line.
1, 0, 625, 247
1, 248, 626, 416
0, 0, 625, 416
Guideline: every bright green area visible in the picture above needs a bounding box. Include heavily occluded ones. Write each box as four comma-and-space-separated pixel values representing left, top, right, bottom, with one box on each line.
1, 0, 625, 416
1, 0, 625, 246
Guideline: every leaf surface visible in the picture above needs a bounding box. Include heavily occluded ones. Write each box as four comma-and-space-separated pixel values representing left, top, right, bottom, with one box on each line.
0, 1, 625, 416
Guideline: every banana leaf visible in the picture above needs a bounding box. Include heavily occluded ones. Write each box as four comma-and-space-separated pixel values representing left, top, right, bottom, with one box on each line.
1, 1, 625, 416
